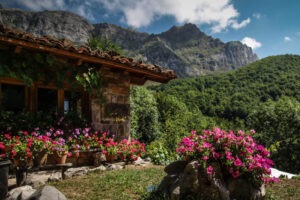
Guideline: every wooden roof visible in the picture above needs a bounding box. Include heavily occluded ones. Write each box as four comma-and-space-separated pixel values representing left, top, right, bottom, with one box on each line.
0, 25, 177, 84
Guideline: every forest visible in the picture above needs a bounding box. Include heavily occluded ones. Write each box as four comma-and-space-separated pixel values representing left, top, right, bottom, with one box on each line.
131, 54, 300, 173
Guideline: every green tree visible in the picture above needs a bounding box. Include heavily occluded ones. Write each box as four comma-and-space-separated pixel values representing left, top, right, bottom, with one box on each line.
247, 97, 300, 173
130, 86, 160, 143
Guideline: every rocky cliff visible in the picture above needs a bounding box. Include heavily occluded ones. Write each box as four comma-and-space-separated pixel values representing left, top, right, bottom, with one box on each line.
0, 9, 258, 77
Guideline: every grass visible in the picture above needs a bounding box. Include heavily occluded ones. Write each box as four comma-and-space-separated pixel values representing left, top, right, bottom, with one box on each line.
51, 166, 300, 200
51, 166, 165, 200
265, 178, 300, 200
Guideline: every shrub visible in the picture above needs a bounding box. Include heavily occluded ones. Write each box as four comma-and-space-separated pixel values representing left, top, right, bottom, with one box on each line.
177, 128, 279, 186
146, 141, 174, 165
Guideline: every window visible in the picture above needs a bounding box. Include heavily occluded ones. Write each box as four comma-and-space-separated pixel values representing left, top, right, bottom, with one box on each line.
1, 84, 25, 112
64, 91, 82, 115
37, 88, 58, 113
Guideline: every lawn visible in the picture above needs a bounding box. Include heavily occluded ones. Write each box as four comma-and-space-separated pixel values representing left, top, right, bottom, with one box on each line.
51, 166, 300, 200
51, 165, 165, 200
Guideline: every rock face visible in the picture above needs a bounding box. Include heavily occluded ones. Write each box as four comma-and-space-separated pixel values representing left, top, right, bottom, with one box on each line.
0, 9, 93, 44
0, 9, 258, 77
158, 160, 265, 200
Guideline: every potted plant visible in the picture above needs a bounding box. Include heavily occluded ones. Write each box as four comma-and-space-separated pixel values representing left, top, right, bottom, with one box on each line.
9, 136, 33, 168
31, 135, 52, 167
51, 137, 69, 164
102, 138, 118, 162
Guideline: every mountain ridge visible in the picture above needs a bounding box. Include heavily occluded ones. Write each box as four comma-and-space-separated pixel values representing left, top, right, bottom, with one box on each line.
0, 8, 258, 77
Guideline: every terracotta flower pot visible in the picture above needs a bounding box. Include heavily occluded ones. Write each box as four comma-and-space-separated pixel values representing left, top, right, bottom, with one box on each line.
33, 150, 48, 167
53, 151, 68, 164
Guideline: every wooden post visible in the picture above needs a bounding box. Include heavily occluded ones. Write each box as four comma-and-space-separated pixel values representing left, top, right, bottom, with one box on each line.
30, 84, 37, 113
58, 89, 64, 114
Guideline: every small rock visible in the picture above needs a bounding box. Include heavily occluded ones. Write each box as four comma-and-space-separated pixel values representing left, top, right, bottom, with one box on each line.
89, 165, 106, 172
65, 167, 89, 178
6, 185, 34, 200
48, 172, 61, 182
28, 185, 67, 200
133, 157, 145, 165
21, 188, 37, 200
143, 157, 151, 162
107, 164, 123, 170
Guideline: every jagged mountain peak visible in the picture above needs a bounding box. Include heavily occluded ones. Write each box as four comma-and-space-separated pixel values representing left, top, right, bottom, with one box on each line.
159, 23, 207, 43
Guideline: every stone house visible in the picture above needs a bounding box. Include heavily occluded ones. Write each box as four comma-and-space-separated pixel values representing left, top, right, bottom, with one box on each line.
0, 25, 176, 139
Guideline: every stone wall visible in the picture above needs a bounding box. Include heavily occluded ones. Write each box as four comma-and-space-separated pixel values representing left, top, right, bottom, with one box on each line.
91, 67, 131, 140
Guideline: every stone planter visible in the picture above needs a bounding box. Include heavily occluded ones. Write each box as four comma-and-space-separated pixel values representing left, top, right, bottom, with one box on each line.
0, 160, 11, 200
158, 160, 265, 200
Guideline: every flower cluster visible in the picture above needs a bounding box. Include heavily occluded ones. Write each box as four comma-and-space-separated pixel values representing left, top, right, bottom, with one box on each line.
117, 138, 146, 161
0, 127, 146, 164
176, 128, 279, 186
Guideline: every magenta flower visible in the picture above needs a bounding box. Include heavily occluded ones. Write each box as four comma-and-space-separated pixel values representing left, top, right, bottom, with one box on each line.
234, 158, 243, 167
232, 171, 240, 178
206, 166, 213, 175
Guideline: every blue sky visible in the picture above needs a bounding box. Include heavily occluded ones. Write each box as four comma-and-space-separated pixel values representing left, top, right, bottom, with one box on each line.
1, 0, 299, 58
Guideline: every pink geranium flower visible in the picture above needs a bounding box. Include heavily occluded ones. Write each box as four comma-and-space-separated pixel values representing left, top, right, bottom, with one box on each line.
206, 166, 213, 175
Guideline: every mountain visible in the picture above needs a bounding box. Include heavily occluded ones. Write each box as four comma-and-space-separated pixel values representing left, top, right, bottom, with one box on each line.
0, 9, 258, 77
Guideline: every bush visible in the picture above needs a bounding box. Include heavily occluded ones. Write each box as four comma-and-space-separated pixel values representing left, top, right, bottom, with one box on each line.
146, 141, 173, 165
177, 128, 279, 186
130, 86, 161, 143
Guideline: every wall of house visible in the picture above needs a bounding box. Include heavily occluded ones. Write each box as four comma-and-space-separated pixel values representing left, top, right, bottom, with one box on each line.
91, 67, 131, 140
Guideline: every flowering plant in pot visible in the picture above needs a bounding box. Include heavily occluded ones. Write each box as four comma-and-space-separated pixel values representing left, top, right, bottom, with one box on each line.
51, 137, 69, 164
101, 138, 118, 162
120, 139, 146, 161
176, 128, 279, 187
9, 136, 33, 167
30, 134, 52, 167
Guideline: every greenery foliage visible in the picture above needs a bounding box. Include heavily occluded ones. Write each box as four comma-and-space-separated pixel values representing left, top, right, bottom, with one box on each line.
130, 86, 160, 143
0, 50, 104, 103
247, 97, 300, 173
146, 140, 173, 165
131, 55, 300, 173
87, 37, 123, 55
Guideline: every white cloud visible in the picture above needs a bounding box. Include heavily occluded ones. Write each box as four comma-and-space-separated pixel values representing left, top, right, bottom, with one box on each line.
8, 0, 250, 33
230, 18, 251, 29
99, 0, 250, 32
252, 13, 261, 20
241, 37, 262, 50
284, 36, 292, 42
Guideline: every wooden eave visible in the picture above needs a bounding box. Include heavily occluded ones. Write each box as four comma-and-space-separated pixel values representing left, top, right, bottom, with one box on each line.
0, 36, 174, 84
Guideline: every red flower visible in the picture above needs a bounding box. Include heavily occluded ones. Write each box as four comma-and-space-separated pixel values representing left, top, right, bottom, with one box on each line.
26, 152, 32, 157
4, 134, 11, 140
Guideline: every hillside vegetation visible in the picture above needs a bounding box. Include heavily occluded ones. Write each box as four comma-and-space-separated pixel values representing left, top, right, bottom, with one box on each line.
131, 54, 300, 173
